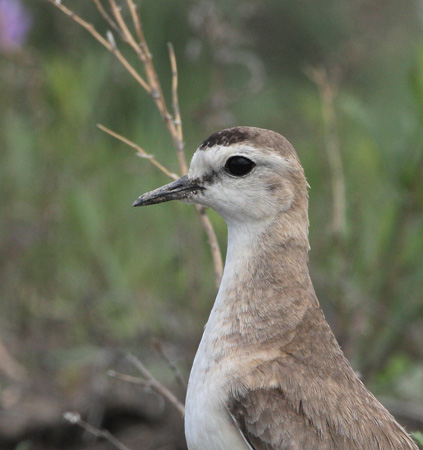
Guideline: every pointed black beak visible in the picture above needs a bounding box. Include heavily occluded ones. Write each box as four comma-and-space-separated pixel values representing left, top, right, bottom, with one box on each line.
132, 175, 204, 207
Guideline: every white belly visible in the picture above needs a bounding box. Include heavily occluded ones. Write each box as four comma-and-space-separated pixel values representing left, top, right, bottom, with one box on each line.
184, 338, 251, 450
184, 248, 256, 450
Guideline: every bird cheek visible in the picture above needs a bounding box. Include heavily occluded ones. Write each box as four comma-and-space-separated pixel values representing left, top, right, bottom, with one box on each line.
268, 179, 294, 212
280, 189, 295, 212
184, 189, 213, 208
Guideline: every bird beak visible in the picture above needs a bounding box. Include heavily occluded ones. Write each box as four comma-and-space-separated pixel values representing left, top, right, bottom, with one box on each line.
132, 175, 203, 207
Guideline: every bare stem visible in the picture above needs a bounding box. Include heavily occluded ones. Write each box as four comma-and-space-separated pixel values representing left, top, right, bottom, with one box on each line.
305, 66, 353, 348
306, 66, 346, 241
91, 0, 121, 36
196, 205, 223, 286
109, 0, 145, 61
127, 354, 185, 417
126, 0, 145, 49
152, 339, 187, 390
168, 43, 183, 143
97, 124, 179, 180
47, 0, 150, 92
48, 0, 223, 284
63, 412, 131, 450
108, 370, 158, 387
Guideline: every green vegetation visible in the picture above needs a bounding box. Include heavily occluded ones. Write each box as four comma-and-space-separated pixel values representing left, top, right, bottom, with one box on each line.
0, 0, 422, 444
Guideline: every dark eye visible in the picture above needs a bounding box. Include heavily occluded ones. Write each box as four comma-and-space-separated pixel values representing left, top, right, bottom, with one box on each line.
224, 156, 255, 177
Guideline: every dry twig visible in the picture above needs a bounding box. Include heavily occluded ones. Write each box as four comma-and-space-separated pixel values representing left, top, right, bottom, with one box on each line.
305, 66, 355, 351
168, 43, 183, 144
92, 0, 120, 35
127, 354, 185, 416
49, 0, 223, 286
305, 66, 346, 241
152, 339, 187, 391
108, 357, 186, 418
47, 0, 150, 91
63, 412, 131, 450
97, 124, 179, 180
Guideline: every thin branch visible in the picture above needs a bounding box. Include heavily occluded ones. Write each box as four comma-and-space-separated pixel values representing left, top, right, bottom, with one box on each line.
152, 339, 187, 390
91, 0, 121, 36
306, 66, 346, 240
168, 43, 183, 143
108, 0, 145, 61
119, 0, 188, 174
63, 412, 132, 450
47, 0, 150, 92
49, 0, 223, 285
97, 124, 179, 180
127, 354, 185, 416
126, 0, 145, 47
120, 2, 221, 283
108, 370, 158, 388
305, 66, 352, 349
196, 205, 223, 286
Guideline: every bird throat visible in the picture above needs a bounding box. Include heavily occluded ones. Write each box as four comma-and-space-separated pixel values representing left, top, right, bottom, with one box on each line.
212, 215, 314, 351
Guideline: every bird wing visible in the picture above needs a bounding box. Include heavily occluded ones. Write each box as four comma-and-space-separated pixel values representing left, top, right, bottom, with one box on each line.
224, 308, 418, 450
227, 387, 341, 450
227, 384, 419, 450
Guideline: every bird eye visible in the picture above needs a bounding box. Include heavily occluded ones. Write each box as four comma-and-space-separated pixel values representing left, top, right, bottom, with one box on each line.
224, 156, 255, 177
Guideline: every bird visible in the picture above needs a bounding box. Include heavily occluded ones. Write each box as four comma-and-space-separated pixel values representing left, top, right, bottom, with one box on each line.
133, 127, 418, 450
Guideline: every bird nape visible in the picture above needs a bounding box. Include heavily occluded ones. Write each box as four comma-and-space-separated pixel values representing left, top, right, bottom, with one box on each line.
133, 126, 418, 450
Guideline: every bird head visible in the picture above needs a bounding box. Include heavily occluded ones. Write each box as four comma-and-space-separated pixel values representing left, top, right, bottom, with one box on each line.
133, 127, 308, 228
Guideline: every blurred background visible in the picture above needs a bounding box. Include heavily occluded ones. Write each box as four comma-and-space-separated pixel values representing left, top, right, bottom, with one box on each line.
1, 0, 423, 448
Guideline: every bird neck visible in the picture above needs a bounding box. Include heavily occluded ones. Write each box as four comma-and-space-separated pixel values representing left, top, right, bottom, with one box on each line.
224, 201, 311, 287
225, 221, 309, 287
213, 209, 315, 346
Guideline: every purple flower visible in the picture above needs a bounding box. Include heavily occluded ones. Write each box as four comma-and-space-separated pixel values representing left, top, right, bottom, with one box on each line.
0, 0, 32, 52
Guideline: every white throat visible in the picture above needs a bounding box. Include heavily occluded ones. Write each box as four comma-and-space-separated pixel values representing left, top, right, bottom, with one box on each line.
184, 218, 284, 450
184, 222, 264, 450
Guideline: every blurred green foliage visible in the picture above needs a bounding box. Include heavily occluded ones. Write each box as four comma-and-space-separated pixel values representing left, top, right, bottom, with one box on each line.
0, 0, 422, 411
413, 431, 423, 447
